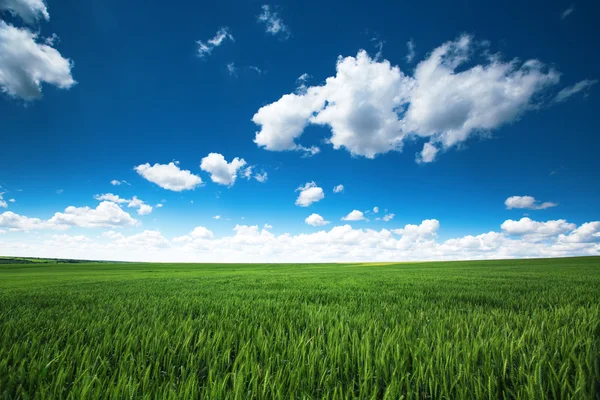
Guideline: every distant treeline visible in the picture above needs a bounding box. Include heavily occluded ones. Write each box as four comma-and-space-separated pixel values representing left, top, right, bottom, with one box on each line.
0, 257, 113, 264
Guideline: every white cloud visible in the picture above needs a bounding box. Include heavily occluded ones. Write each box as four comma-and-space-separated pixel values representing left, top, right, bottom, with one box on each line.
128, 197, 152, 215
0, 20, 75, 100
227, 62, 236, 76
155, 203, 163, 208
501, 217, 575, 238
342, 210, 366, 221
264, 223, 273, 229
200, 153, 247, 186
213, 215, 221, 220
0, 229, 5, 234
253, 35, 562, 161
135, 162, 202, 191
295, 182, 324, 207
190, 226, 214, 239
382, 213, 394, 222
554, 79, 597, 103
561, 5, 574, 19
94, 193, 152, 215
94, 193, 128, 203
1, 218, 598, 262
242, 166, 253, 180
305, 213, 330, 226
373, 206, 379, 213
8, 198, 15, 203
406, 39, 415, 63
392, 219, 439, 238
0, 0, 49, 25
257, 5, 289, 38
333, 184, 344, 193
110, 180, 129, 186
0, 201, 139, 231
197, 27, 234, 58
557, 222, 600, 243
416, 142, 438, 163
0, 192, 6, 208
253, 171, 266, 183
505, 196, 557, 210
0, 211, 52, 230
48, 201, 139, 228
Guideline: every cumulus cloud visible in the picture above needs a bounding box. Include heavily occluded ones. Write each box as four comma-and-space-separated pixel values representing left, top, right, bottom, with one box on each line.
197, 27, 234, 58
0, 201, 139, 231
0, 192, 6, 208
505, 196, 557, 210
48, 201, 140, 228
1, 218, 598, 262
305, 213, 330, 226
557, 222, 600, 244
94, 193, 127, 204
190, 226, 214, 239
135, 162, 202, 191
554, 79, 597, 103
257, 5, 289, 38
0, 20, 75, 100
94, 193, 152, 215
295, 181, 324, 207
342, 210, 366, 221
252, 35, 567, 162
373, 207, 379, 213
333, 184, 344, 193
0, 0, 49, 25
200, 153, 247, 186
417, 142, 438, 163
501, 217, 575, 238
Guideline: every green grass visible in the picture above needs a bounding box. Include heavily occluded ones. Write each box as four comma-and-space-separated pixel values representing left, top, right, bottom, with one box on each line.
1, 257, 599, 399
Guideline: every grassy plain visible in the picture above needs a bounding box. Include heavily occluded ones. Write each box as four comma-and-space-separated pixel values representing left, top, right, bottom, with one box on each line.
0, 257, 599, 399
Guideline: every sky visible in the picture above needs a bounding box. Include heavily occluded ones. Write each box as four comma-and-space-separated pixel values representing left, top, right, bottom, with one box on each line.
0, 0, 599, 262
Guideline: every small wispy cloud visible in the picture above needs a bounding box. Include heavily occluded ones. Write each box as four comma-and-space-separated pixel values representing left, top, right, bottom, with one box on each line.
554, 79, 598, 102
406, 39, 416, 63
258, 5, 290, 39
561, 5, 574, 19
227, 62, 237, 76
197, 27, 234, 58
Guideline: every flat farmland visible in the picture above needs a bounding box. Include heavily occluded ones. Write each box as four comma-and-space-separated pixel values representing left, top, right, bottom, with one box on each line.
0, 257, 599, 399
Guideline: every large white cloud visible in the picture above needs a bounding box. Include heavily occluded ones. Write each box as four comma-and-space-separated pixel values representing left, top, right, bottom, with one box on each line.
0, 201, 139, 231
0, 0, 49, 25
134, 162, 203, 191
0, 20, 75, 100
295, 182, 324, 207
505, 195, 557, 210
501, 217, 575, 238
1, 218, 598, 262
200, 153, 247, 186
252, 35, 569, 162
48, 201, 139, 228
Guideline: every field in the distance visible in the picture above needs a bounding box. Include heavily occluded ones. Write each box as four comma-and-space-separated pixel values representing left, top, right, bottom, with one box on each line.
1, 257, 599, 399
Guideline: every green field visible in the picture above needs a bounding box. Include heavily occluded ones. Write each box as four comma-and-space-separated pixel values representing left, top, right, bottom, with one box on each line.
1, 257, 599, 399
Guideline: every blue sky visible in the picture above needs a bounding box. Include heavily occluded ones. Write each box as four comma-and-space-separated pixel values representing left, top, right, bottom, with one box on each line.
0, 0, 598, 262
